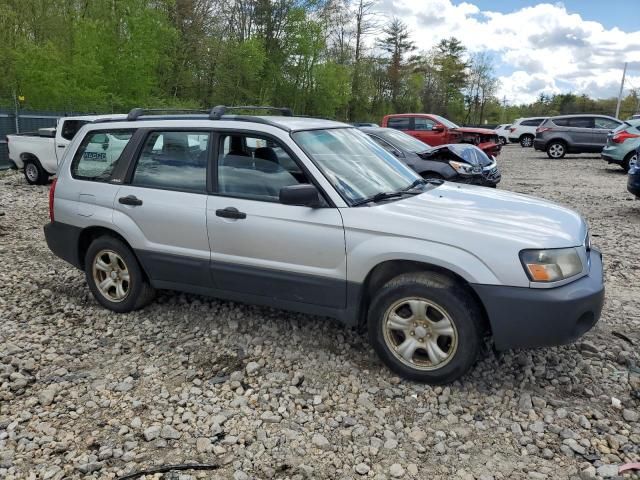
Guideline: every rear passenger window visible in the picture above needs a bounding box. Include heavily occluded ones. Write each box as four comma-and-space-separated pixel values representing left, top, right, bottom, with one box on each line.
217, 134, 309, 202
71, 129, 134, 181
132, 131, 209, 193
594, 118, 621, 129
568, 117, 594, 128
387, 118, 411, 131
552, 118, 570, 127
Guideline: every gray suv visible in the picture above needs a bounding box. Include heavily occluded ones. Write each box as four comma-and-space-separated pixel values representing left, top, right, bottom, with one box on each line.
534, 114, 623, 159
44, 106, 604, 384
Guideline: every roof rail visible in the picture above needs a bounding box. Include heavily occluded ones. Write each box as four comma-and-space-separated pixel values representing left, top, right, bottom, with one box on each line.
127, 108, 208, 121
209, 105, 293, 120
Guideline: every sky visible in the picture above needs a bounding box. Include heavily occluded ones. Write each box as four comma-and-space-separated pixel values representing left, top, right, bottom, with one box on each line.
376, 0, 640, 104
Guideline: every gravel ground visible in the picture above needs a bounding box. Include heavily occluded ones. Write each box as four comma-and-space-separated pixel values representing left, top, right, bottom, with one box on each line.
1, 145, 639, 480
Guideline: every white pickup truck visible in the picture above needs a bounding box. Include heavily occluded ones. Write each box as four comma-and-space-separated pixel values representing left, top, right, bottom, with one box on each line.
7, 115, 126, 184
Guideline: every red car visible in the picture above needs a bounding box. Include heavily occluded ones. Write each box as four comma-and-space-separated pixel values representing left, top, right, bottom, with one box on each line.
381, 113, 501, 157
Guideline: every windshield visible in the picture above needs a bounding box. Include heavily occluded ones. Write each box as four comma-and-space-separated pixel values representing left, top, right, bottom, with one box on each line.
380, 129, 432, 151
293, 128, 421, 205
431, 115, 459, 129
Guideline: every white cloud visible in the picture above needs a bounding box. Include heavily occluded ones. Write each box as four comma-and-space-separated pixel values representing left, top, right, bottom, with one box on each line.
373, 0, 640, 104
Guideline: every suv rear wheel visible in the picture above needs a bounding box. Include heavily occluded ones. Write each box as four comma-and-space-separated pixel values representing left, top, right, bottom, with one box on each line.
84, 236, 155, 313
519, 135, 534, 148
367, 272, 481, 384
546, 141, 566, 159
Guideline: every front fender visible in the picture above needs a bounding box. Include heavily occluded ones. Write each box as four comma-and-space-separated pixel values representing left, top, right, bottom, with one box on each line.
346, 234, 502, 285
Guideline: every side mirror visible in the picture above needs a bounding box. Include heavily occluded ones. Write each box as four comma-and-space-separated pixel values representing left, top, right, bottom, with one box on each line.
280, 184, 321, 207
432, 125, 445, 132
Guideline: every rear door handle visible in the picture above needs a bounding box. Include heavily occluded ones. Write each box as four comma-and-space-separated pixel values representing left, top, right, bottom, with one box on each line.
216, 207, 246, 219
57, 145, 66, 148
118, 195, 143, 206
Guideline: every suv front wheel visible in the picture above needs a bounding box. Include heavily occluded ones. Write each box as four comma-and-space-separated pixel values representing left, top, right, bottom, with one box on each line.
368, 272, 482, 384
84, 236, 155, 313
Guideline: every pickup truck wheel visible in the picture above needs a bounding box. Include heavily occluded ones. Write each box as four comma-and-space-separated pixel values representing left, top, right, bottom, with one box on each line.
519, 135, 534, 148
23, 160, 48, 185
546, 141, 566, 159
368, 272, 481, 384
84, 236, 155, 313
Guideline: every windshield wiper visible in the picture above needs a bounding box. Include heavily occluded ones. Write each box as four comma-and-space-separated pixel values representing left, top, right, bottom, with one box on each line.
352, 191, 405, 206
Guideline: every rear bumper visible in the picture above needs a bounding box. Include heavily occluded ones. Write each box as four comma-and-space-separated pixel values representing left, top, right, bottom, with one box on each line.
628, 172, 640, 197
533, 139, 546, 151
601, 146, 624, 164
44, 222, 83, 269
472, 249, 604, 351
601, 153, 621, 164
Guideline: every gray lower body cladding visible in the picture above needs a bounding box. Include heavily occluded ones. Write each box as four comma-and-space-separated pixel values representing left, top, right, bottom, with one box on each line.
471, 249, 604, 350
44, 222, 604, 350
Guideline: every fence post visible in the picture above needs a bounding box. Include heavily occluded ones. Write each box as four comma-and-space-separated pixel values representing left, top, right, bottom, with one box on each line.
13, 91, 20, 133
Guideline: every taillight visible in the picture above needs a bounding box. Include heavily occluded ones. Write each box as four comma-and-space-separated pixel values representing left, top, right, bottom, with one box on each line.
612, 131, 640, 144
536, 127, 552, 134
49, 178, 57, 222
509, 127, 516, 132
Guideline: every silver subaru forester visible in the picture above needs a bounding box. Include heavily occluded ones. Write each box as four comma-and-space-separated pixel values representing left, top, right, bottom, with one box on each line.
44, 106, 604, 384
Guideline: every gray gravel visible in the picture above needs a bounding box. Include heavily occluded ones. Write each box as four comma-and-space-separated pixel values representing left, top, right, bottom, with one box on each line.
1, 146, 639, 479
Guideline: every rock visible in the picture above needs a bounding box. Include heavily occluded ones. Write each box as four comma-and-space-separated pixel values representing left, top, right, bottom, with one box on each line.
622, 409, 639, 422
355, 463, 370, 475
246, 361, 260, 375
76, 462, 102, 474
196, 437, 211, 453
518, 393, 533, 411
563, 438, 586, 455
143, 425, 161, 441
312, 433, 330, 449
260, 412, 282, 423
160, 425, 181, 440
579, 466, 597, 480
408, 429, 427, 442
407, 464, 418, 476
390, 464, 405, 478
596, 464, 619, 478
38, 389, 56, 406
233, 471, 249, 480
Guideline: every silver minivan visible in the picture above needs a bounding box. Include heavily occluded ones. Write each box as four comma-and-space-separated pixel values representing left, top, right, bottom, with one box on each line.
44, 107, 605, 384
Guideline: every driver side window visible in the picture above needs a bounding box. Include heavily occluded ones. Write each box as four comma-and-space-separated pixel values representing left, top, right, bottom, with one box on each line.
414, 118, 435, 131
217, 134, 310, 202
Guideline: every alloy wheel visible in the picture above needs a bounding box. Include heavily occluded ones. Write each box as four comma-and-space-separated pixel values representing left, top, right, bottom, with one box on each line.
382, 297, 458, 371
92, 249, 130, 303
548, 143, 565, 158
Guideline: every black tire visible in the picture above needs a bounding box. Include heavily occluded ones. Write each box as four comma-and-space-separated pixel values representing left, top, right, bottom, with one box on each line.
546, 141, 566, 159
23, 159, 49, 185
519, 135, 534, 148
367, 272, 482, 384
499, 136, 507, 146
84, 236, 155, 313
622, 151, 637, 172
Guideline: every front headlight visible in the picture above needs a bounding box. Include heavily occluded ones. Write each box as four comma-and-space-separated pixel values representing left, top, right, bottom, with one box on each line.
520, 248, 583, 282
449, 160, 481, 175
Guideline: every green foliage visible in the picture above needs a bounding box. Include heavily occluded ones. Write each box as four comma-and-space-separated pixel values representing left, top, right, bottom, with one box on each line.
0, 0, 637, 123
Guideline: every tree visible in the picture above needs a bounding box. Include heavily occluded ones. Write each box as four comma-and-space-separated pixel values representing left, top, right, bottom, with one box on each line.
377, 18, 415, 111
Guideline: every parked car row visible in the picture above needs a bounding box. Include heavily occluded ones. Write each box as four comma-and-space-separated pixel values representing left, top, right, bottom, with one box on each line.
42, 106, 604, 385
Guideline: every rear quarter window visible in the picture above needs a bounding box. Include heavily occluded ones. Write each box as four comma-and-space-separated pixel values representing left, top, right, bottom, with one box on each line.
70, 129, 135, 181
387, 117, 411, 131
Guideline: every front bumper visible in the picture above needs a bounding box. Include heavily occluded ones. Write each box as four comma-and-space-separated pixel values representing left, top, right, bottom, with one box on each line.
628, 171, 640, 197
471, 248, 604, 350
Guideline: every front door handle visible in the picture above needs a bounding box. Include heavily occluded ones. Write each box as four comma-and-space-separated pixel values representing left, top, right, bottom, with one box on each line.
118, 195, 143, 206
216, 207, 246, 219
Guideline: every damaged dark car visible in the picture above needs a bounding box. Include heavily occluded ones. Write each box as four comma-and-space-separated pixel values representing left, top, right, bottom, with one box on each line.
360, 127, 501, 187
